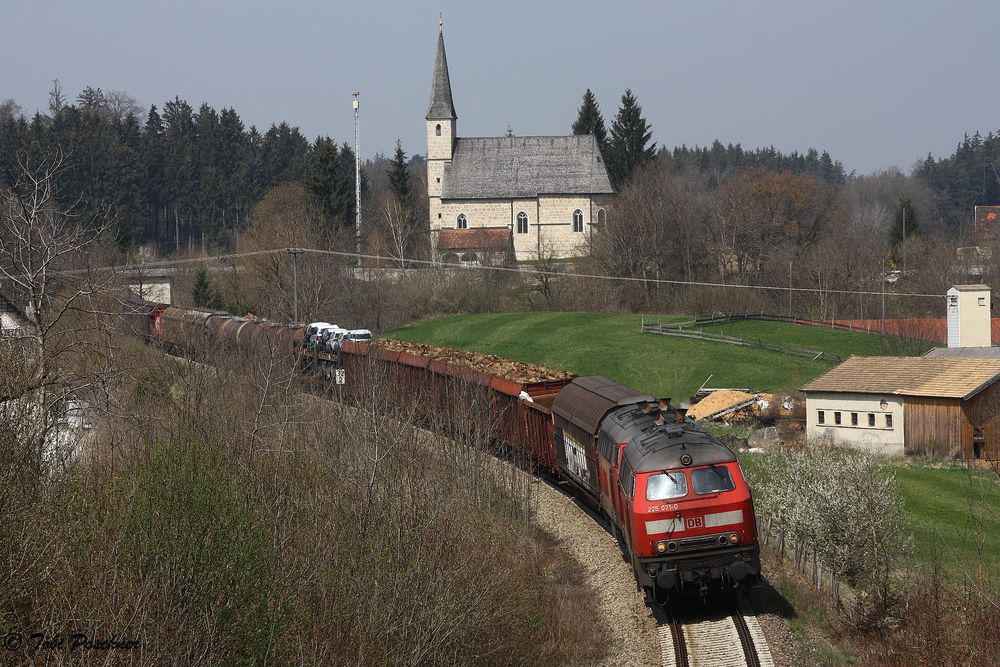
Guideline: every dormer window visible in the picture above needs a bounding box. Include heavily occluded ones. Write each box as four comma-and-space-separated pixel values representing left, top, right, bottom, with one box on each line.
457, 214, 467, 229
435, 124, 442, 136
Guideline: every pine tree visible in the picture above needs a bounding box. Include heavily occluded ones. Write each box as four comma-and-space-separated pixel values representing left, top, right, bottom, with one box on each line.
572, 89, 607, 154
192, 267, 220, 308
606, 89, 656, 189
48, 79, 65, 117
306, 136, 345, 233
142, 105, 166, 243
388, 139, 410, 203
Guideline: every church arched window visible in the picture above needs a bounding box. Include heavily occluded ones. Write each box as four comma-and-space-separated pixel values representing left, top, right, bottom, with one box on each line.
457, 213, 468, 229
435, 124, 442, 136
597, 208, 606, 227
572, 209, 584, 233
516, 212, 528, 234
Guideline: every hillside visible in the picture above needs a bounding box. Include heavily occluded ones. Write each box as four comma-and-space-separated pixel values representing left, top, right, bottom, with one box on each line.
387, 312, 920, 398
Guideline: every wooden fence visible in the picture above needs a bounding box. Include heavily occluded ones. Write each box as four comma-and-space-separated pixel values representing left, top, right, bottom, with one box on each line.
758, 516, 841, 603
641, 320, 838, 363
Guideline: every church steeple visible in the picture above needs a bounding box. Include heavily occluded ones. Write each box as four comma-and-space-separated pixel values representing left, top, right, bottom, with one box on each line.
426, 25, 457, 120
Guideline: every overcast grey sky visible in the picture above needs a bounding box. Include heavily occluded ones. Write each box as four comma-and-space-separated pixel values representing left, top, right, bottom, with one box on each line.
3, 1, 998, 174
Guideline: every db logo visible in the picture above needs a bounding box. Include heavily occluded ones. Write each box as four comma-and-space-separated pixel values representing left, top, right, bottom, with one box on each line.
685, 516, 704, 530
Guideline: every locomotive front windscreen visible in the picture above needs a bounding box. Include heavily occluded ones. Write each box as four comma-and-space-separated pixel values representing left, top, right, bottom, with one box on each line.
646, 472, 687, 501
692, 466, 736, 494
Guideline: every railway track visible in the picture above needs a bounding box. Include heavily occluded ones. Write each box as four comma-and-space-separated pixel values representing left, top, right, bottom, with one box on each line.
656, 599, 774, 667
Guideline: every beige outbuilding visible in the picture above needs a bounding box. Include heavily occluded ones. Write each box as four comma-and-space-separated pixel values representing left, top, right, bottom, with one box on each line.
803, 356, 1000, 459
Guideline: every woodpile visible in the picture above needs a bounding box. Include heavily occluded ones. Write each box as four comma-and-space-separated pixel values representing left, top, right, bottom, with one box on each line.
377, 338, 574, 384
688, 390, 757, 421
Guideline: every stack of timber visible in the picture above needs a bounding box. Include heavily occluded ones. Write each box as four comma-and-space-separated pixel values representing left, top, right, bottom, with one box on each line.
376, 338, 573, 384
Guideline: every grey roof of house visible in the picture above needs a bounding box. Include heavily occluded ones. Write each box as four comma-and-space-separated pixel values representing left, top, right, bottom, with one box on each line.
441, 135, 614, 199
426, 31, 457, 120
923, 346, 1000, 359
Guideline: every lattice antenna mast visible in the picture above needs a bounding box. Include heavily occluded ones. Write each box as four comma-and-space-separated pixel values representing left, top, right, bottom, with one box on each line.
353, 90, 361, 269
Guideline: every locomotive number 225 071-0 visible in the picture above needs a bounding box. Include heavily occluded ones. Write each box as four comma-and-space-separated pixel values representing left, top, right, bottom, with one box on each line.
647, 503, 680, 513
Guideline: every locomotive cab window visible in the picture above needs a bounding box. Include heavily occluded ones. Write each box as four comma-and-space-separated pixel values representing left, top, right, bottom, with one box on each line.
619, 461, 635, 498
692, 466, 735, 495
646, 471, 688, 501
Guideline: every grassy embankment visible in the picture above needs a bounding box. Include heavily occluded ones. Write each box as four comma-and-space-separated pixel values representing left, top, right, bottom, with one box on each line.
890, 461, 1000, 571
388, 311, 920, 398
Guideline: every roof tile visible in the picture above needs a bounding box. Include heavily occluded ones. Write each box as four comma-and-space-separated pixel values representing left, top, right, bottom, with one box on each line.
442, 135, 614, 199
801, 356, 1000, 399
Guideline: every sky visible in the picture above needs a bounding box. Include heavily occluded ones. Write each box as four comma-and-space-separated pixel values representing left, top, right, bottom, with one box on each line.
3, 1, 999, 175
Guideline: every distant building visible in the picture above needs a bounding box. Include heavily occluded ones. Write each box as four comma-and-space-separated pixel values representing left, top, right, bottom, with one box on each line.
975, 205, 1000, 242
804, 284, 1000, 459
802, 356, 1000, 459
945, 284, 990, 348
425, 26, 614, 264
0, 289, 33, 338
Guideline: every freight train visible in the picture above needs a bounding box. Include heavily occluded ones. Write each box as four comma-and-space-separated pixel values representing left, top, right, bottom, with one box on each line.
130, 299, 761, 599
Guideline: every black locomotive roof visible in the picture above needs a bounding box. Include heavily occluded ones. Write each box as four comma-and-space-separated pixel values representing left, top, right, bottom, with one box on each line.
606, 405, 738, 473
551, 376, 656, 435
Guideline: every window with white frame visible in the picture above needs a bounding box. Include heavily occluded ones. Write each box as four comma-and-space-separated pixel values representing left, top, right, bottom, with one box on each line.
456, 214, 467, 229
516, 211, 528, 234
572, 209, 584, 232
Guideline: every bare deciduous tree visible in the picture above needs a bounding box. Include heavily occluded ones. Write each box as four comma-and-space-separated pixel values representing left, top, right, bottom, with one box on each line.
0, 151, 117, 463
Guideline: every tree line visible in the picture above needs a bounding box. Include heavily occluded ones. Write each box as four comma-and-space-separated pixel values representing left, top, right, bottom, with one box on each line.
0, 84, 365, 253
570, 88, 849, 190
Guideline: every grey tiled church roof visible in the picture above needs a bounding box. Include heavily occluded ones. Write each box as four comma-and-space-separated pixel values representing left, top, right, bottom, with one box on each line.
442, 135, 614, 199
426, 31, 457, 120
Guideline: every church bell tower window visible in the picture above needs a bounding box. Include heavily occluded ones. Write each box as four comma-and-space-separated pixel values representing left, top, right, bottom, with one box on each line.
435, 124, 442, 136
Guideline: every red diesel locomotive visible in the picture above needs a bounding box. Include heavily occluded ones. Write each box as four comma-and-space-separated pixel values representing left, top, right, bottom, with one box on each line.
132, 299, 760, 599
551, 376, 760, 598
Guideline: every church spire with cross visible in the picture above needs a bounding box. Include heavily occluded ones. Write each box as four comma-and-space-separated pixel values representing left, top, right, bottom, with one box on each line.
426, 20, 457, 120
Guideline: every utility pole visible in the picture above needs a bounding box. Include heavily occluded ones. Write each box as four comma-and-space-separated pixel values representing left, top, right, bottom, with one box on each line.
881, 255, 886, 333
788, 260, 793, 319
901, 205, 906, 273
353, 91, 362, 269
288, 248, 303, 323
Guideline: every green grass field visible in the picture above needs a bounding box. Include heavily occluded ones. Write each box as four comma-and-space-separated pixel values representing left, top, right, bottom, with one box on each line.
387, 312, 914, 398
890, 462, 1000, 571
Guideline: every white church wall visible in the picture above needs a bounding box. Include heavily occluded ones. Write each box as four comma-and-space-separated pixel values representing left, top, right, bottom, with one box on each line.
536, 194, 595, 258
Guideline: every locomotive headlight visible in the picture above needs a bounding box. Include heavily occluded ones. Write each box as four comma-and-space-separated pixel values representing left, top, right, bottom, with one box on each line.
655, 540, 667, 555
728, 532, 740, 545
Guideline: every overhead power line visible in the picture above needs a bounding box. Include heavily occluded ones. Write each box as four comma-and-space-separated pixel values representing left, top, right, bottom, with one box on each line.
94, 247, 944, 300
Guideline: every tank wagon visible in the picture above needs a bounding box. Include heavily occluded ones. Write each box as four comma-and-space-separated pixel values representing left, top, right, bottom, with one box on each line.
129, 298, 304, 357
134, 300, 760, 599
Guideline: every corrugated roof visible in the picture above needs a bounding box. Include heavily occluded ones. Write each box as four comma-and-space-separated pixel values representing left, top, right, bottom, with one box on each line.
801, 356, 1000, 399
437, 228, 512, 251
552, 376, 655, 435
426, 31, 457, 120
442, 135, 614, 199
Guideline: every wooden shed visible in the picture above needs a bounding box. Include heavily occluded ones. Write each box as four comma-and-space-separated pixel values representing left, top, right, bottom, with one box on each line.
802, 356, 1000, 459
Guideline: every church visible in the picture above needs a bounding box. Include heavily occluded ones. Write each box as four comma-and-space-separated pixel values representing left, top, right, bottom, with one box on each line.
425, 27, 614, 264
